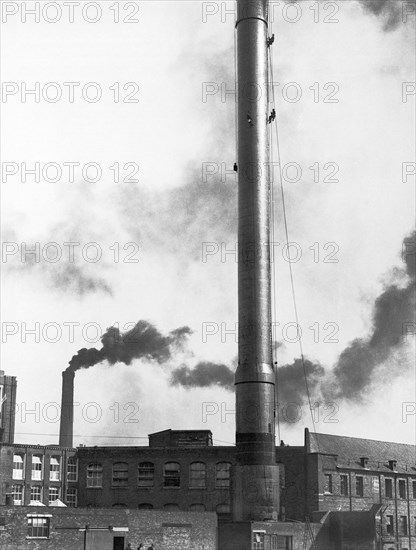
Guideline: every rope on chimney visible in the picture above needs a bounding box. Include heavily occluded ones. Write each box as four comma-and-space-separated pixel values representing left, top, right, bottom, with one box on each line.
267, 7, 320, 453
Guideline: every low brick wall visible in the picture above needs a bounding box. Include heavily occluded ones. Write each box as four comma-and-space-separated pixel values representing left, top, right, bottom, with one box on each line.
0, 506, 217, 550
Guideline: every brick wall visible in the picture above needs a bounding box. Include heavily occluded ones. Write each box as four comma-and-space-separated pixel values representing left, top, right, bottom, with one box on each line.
76, 446, 234, 513
0, 444, 76, 506
0, 506, 217, 550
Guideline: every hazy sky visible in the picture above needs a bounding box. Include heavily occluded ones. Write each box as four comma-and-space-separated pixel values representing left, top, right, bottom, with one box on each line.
1, 0, 415, 448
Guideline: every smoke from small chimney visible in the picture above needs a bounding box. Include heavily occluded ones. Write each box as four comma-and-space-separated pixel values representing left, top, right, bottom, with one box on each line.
67, 320, 192, 372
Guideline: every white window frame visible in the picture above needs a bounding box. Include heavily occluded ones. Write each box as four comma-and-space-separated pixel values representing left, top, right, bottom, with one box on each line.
13, 454, 25, 480
12, 484, 24, 505
31, 455, 43, 481
30, 485, 42, 504
49, 456, 60, 481
48, 486, 60, 502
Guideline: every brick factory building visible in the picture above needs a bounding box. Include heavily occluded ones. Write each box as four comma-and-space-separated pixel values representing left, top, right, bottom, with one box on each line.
1, 389, 416, 549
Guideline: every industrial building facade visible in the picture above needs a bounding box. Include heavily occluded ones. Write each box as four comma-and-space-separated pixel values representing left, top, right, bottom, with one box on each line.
2, 422, 416, 548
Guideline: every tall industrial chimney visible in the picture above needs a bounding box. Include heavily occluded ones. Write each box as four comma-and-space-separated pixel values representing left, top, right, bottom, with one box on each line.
59, 370, 74, 447
232, 0, 280, 521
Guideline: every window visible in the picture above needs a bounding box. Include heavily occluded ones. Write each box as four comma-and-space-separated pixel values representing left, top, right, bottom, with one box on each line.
27, 516, 50, 538
164, 462, 180, 488
253, 532, 265, 550
112, 503, 127, 508
86, 463, 103, 488
340, 475, 348, 496
372, 476, 379, 493
215, 462, 231, 488
385, 478, 393, 498
12, 485, 23, 505
413, 480, 416, 499
216, 503, 230, 514
12, 454, 24, 480
67, 458, 78, 482
356, 476, 364, 497
190, 503, 206, 512
189, 462, 206, 488
49, 456, 60, 481
386, 515, 394, 534
66, 488, 77, 507
271, 536, 293, 550
138, 503, 153, 510
31, 455, 43, 481
112, 462, 128, 487
48, 487, 59, 502
399, 515, 408, 535
324, 474, 333, 493
138, 462, 154, 487
30, 486, 42, 504
163, 503, 180, 511
398, 479, 406, 499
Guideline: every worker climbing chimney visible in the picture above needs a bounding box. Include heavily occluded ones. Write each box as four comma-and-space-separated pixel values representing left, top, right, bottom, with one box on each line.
232, 0, 280, 522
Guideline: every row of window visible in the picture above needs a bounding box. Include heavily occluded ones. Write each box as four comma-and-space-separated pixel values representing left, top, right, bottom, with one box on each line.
87, 461, 231, 489
12, 454, 77, 482
11, 485, 77, 507
384, 514, 416, 536
324, 473, 416, 499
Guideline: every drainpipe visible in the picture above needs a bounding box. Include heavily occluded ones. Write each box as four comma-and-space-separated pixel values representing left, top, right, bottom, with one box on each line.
394, 473, 398, 545
406, 477, 411, 550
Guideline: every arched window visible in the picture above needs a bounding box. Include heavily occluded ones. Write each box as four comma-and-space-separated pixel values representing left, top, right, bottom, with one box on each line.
216, 503, 230, 514
112, 503, 127, 508
12, 454, 24, 480
164, 503, 180, 511
138, 503, 153, 510
164, 462, 180, 488
112, 462, 128, 487
49, 456, 60, 481
189, 462, 206, 488
31, 455, 43, 481
190, 503, 206, 512
87, 463, 103, 488
138, 462, 154, 487
215, 462, 231, 488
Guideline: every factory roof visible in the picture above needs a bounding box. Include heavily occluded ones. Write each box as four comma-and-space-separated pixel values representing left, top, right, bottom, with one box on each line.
307, 429, 416, 474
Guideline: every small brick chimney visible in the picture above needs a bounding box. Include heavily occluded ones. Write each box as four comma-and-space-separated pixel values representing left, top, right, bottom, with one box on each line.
59, 370, 74, 447
388, 459, 397, 470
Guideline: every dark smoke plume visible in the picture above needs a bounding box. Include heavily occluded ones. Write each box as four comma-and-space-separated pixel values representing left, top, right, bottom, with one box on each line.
170, 231, 415, 407
328, 229, 416, 400
68, 321, 191, 372
171, 361, 235, 388
276, 359, 325, 407
357, 0, 415, 31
